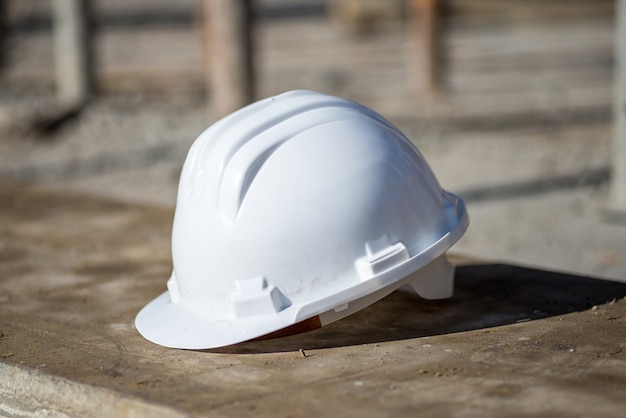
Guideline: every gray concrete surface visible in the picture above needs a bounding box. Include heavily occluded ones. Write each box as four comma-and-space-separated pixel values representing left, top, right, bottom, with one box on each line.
0, 0, 624, 282
1, 180, 625, 417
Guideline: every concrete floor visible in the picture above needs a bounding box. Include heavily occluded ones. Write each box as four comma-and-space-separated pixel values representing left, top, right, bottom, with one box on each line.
2, 179, 625, 417
0, 1, 624, 281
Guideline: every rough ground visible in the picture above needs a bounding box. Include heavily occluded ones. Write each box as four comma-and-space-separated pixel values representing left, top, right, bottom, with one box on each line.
1, 179, 626, 417
0, 0, 624, 281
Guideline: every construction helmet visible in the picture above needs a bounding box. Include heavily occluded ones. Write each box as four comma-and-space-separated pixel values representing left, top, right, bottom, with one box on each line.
135, 90, 468, 349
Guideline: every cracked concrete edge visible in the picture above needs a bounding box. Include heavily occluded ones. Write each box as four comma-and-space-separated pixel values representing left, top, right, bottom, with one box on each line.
0, 362, 185, 418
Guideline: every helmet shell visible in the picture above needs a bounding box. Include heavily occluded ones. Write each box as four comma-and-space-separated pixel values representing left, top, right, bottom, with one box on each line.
135, 90, 468, 349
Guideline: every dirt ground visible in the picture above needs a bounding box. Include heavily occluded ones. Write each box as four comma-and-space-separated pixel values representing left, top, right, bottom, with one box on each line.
0, 0, 625, 281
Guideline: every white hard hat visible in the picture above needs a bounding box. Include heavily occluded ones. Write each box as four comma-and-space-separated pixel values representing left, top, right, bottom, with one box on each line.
135, 90, 468, 349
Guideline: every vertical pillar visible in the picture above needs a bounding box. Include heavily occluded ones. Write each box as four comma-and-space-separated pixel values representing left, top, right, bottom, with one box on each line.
0, 0, 6, 69
408, 0, 443, 97
201, 0, 255, 119
613, 0, 626, 211
52, 0, 94, 107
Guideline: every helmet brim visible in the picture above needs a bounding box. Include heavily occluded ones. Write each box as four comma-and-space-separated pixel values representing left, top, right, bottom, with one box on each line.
135, 290, 302, 349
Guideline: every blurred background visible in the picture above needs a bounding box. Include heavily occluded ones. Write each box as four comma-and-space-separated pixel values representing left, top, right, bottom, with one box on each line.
0, 0, 624, 281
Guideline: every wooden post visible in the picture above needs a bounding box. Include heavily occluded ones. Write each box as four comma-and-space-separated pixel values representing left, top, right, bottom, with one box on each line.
201, 0, 255, 119
0, 0, 7, 69
51, 0, 94, 107
612, 0, 626, 212
408, 0, 443, 97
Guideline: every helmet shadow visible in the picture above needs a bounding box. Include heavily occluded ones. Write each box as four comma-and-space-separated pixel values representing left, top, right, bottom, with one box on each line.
207, 263, 626, 354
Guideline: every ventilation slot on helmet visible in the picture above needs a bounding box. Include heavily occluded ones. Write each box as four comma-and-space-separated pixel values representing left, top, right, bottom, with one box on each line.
231, 276, 292, 318
355, 235, 409, 280
167, 272, 181, 304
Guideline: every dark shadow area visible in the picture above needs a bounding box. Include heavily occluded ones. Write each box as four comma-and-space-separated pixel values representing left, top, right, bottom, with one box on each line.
209, 264, 626, 354
399, 105, 612, 134
0, 142, 183, 183
458, 166, 610, 203
257, 1, 327, 20
6, 2, 327, 34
